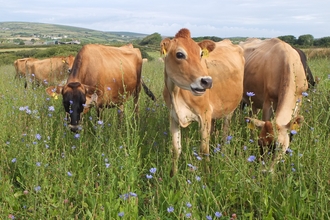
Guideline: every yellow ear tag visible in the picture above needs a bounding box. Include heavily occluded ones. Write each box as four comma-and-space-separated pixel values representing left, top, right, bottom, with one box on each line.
247, 122, 256, 130
62, 60, 65, 63
51, 93, 58, 100
290, 123, 300, 131
202, 48, 209, 58
162, 48, 167, 56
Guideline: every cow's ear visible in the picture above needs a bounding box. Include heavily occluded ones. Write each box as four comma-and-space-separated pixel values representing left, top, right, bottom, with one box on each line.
198, 40, 216, 57
287, 115, 304, 131
84, 85, 103, 98
160, 38, 171, 56
245, 117, 265, 130
45, 86, 63, 99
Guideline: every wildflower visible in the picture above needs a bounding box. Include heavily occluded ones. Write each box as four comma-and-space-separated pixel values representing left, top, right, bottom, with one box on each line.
292, 167, 296, 172
146, 174, 153, 179
243, 146, 247, 151
69, 100, 73, 105
302, 92, 308, 97
48, 106, 55, 111
74, 133, 80, 139
129, 192, 137, 197
246, 91, 255, 97
107, 87, 111, 91
67, 172, 73, 177
187, 179, 192, 184
206, 215, 212, 220
186, 202, 192, 208
105, 163, 110, 168
226, 135, 233, 141
215, 212, 222, 218
71, 145, 76, 150
118, 212, 124, 217
35, 134, 41, 140
97, 120, 103, 125
214, 147, 221, 153
150, 167, 157, 174
196, 156, 202, 161
195, 176, 201, 181
247, 155, 256, 162
186, 213, 192, 218
11, 158, 17, 163
8, 214, 15, 220
187, 163, 197, 171
167, 206, 174, 213
36, 162, 41, 167
34, 186, 41, 192
291, 130, 297, 135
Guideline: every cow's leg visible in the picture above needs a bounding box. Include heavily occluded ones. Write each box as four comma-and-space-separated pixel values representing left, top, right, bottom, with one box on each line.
200, 115, 212, 174
170, 116, 181, 177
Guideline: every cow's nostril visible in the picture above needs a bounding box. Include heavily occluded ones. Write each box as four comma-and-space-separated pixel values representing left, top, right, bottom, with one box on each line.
201, 77, 213, 89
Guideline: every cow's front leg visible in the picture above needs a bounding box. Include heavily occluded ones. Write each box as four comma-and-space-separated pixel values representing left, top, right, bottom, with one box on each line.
170, 116, 181, 177
200, 115, 211, 173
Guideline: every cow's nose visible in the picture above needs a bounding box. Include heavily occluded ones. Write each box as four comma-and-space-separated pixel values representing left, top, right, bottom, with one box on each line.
201, 77, 213, 89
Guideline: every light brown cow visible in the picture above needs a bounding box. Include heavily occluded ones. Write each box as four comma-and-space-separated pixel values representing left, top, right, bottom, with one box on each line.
14, 58, 39, 79
161, 28, 245, 176
240, 38, 308, 171
45, 44, 155, 132
27, 55, 75, 86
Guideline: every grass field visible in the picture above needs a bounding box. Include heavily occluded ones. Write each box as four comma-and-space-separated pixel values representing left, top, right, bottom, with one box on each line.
0, 54, 329, 219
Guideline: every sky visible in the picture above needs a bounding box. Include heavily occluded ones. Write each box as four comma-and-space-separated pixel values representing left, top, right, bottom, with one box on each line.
1, 0, 329, 38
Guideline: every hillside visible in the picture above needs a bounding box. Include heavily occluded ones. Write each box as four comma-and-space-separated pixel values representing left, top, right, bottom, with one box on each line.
0, 22, 148, 44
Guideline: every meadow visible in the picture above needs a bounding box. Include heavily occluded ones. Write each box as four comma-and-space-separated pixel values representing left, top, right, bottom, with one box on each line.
0, 53, 329, 219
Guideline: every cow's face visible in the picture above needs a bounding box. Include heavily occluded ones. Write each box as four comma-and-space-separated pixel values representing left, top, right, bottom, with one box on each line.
160, 28, 215, 96
247, 116, 304, 155
62, 82, 86, 132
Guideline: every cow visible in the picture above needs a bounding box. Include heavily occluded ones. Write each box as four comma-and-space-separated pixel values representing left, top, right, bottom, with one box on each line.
14, 57, 39, 79
26, 55, 75, 87
45, 44, 155, 132
239, 38, 308, 171
293, 47, 315, 87
160, 28, 245, 176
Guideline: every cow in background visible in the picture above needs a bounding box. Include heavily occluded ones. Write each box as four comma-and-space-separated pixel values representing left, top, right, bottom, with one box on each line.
14, 58, 39, 79
46, 44, 155, 132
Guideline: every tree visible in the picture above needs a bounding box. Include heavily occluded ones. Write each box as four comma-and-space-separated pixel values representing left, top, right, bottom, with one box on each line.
314, 37, 330, 47
139, 33, 162, 46
277, 35, 296, 45
297, 34, 314, 47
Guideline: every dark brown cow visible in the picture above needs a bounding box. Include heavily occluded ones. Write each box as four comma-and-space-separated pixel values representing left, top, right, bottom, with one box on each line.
240, 38, 308, 171
27, 55, 75, 86
293, 47, 315, 87
161, 28, 245, 175
46, 44, 155, 132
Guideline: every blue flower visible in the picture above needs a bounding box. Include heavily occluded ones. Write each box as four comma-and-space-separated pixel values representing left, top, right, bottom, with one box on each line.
186, 202, 192, 208
291, 130, 297, 135
11, 158, 17, 163
186, 213, 192, 218
206, 215, 212, 220
67, 171, 73, 177
36, 162, 41, 167
105, 163, 110, 168
247, 155, 256, 162
74, 133, 80, 139
187, 163, 197, 171
97, 120, 103, 125
34, 186, 41, 192
215, 212, 222, 218
118, 212, 124, 217
48, 106, 55, 111
246, 91, 255, 97
146, 174, 153, 179
302, 92, 308, 97
167, 206, 174, 213
195, 176, 201, 181
35, 134, 41, 140
150, 167, 157, 174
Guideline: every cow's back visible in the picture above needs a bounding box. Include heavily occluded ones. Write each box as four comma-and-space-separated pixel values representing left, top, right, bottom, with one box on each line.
68, 44, 143, 105
205, 40, 245, 117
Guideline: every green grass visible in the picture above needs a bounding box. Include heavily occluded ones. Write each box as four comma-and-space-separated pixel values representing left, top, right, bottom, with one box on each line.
0, 56, 330, 219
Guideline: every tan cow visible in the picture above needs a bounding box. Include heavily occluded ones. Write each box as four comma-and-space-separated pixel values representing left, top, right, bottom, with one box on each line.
27, 55, 75, 86
46, 44, 155, 132
240, 38, 308, 171
161, 28, 245, 176
14, 58, 38, 79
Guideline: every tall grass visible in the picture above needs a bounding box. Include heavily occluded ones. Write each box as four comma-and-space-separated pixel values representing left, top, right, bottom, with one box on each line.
0, 55, 329, 219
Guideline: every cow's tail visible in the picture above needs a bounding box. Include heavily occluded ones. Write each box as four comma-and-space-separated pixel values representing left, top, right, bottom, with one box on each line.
141, 80, 156, 101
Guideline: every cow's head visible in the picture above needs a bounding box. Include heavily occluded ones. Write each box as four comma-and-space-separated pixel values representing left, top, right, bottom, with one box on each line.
246, 116, 304, 154
160, 28, 216, 96
46, 82, 102, 132
62, 55, 75, 73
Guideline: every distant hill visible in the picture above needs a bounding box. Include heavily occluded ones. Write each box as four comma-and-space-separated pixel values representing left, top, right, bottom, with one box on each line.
0, 22, 148, 44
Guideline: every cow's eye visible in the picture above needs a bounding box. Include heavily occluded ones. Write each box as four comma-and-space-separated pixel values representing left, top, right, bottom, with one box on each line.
176, 52, 185, 59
